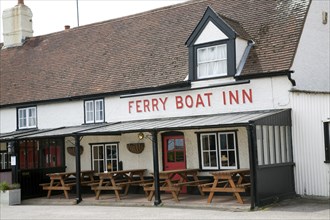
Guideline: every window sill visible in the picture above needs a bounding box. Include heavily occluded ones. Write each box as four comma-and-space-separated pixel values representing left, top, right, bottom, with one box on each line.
324, 160, 330, 164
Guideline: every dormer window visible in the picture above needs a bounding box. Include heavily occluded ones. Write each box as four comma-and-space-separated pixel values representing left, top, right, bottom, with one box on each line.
197, 44, 227, 79
186, 7, 251, 81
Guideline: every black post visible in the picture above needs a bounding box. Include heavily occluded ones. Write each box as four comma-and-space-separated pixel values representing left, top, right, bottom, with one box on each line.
151, 130, 162, 206
247, 124, 257, 210
74, 135, 82, 204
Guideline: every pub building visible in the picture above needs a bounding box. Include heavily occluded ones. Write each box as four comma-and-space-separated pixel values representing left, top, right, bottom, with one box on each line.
0, 0, 329, 209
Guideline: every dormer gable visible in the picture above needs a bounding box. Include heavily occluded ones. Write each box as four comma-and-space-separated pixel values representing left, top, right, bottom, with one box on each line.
186, 6, 251, 81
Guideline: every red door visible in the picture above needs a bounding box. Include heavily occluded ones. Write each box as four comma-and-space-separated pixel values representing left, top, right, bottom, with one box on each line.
164, 135, 186, 171
163, 135, 187, 192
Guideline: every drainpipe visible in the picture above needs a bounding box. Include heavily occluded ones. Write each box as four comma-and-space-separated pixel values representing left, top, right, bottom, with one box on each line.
247, 124, 257, 210
151, 130, 162, 205
74, 135, 82, 204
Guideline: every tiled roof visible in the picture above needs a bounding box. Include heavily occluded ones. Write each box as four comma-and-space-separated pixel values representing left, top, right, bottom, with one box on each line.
0, 0, 310, 106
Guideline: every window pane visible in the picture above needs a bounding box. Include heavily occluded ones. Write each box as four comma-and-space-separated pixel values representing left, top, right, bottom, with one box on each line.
209, 135, 216, 150
168, 152, 175, 162
175, 139, 184, 149
19, 109, 26, 128
28, 107, 36, 127
256, 125, 264, 165
203, 152, 210, 167
202, 135, 209, 151
220, 134, 227, 149
176, 151, 184, 162
228, 134, 234, 149
95, 100, 104, 122
228, 151, 236, 167
85, 101, 94, 123
197, 44, 227, 79
167, 139, 174, 151
210, 152, 217, 167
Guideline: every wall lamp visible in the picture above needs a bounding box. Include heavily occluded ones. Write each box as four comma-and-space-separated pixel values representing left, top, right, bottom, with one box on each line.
138, 132, 145, 140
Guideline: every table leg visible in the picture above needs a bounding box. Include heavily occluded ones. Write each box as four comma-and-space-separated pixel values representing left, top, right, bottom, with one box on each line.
47, 179, 54, 199
228, 178, 244, 204
193, 174, 205, 196
166, 179, 179, 202
60, 179, 69, 199
110, 178, 121, 200
95, 179, 103, 200
207, 179, 218, 203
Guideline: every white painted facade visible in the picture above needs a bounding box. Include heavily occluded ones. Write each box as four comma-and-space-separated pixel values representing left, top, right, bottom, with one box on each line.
291, 92, 330, 197
289, 0, 330, 198
0, 76, 292, 133
65, 127, 250, 176
291, 0, 330, 92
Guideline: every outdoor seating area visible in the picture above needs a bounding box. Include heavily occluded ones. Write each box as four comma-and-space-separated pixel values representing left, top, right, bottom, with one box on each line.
39, 168, 251, 205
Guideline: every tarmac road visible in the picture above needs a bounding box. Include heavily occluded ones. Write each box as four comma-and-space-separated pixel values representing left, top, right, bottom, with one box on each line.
1, 197, 329, 220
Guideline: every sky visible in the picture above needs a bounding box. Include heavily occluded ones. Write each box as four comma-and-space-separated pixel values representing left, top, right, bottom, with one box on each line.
0, 0, 187, 42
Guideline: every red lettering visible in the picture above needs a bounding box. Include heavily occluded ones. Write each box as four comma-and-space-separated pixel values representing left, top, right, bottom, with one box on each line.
195, 94, 205, 107
222, 91, 227, 105
229, 90, 239, 104
175, 96, 184, 109
185, 95, 193, 108
152, 99, 159, 111
128, 101, 134, 113
143, 99, 150, 112
136, 100, 142, 112
159, 97, 168, 111
204, 92, 212, 106
242, 89, 253, 103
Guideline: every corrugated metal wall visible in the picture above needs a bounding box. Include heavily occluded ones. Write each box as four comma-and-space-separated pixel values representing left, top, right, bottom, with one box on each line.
291, 92, 330, 197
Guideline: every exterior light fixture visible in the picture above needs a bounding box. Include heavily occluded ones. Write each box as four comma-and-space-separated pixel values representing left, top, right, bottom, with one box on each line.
138, 132, 144, 140
322, 11, 328, 24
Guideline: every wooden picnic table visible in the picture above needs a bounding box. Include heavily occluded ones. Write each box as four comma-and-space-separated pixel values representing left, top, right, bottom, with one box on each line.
144, 168, 209, 202
90, 169, 152, 200
40, 170, 96, 199
201, 168, 251, 204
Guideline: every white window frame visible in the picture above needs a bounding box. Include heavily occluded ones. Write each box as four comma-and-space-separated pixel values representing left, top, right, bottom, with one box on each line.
18, 106, 37, 129
85, 99, 104, 124
92, 143, 118, 173
218, 132, 238, 169
200, 133, 219, 170
197, 44, 227, 79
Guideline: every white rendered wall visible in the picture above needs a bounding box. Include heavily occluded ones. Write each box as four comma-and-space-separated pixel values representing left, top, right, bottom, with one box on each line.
194, 21, 228, 45
65, 127, 250, 176
106, 76, 292, 122
291, 92, 330, 197
0, 77, 292, 134
38, 101, 84, 129
0, 107, 16, 133
291, 0, 330, 92
235, 37, 248, 68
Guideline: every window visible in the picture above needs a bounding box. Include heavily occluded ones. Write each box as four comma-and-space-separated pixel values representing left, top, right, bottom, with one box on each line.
256, 125, 293, 166
219, 132, 237, 169
197, 44, 227, 79
17, 106, 37, 129
92, 143, 118, 172
84, 99, 104, 123
324, 122, 330, 163
19, 138, 64, 169
0, 143, 11, 170
200, 131, 237, 170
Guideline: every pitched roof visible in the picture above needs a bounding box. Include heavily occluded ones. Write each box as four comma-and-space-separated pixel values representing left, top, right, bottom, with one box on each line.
0, 0, 310, 106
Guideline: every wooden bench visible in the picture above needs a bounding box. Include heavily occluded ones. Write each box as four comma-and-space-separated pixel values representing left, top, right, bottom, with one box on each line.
173, 179, 209, 187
